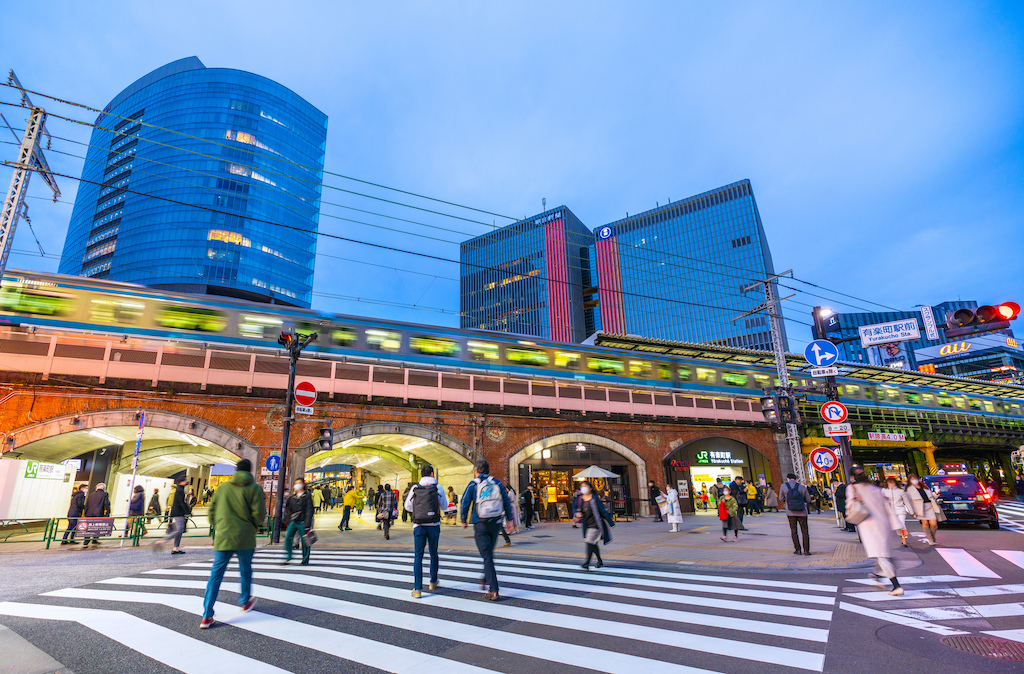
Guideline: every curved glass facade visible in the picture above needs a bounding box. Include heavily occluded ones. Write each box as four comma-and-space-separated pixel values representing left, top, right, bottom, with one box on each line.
58, 56, 327, 307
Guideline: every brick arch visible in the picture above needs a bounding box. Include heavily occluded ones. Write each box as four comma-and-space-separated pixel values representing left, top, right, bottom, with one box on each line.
326, 422, 477, 464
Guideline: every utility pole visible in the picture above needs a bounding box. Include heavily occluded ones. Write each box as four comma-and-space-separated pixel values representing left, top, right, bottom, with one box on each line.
812, 307, 855, 481
0, 71, 60, 277
270, 330, 317, 544
739, 270, 804, 480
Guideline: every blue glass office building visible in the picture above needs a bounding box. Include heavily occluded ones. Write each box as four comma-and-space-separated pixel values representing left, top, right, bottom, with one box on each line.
58, 57, 327, 307
594, 180, 782, 351
460, 207, 592, 343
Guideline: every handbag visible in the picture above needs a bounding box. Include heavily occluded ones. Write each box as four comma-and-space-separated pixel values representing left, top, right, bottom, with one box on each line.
845, 486, 869, 525
304, 530, 318, 545
931, 494, 948, 522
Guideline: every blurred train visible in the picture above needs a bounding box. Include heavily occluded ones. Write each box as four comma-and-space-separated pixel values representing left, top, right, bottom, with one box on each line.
2, 269, 1023, 419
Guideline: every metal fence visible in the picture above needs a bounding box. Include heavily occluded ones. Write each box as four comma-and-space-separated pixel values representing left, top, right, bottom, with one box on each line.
0, 515, 275, 548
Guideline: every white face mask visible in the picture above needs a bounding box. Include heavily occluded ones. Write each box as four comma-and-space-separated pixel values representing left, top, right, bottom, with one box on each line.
580, 485, 592, 495
294, 484, 304, 493
910, 479, 919, 486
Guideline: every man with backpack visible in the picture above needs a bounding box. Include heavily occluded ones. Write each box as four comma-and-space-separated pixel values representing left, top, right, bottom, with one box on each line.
404, 464, 448, 598
460, 459, 513, 601
779, 473, 811, 556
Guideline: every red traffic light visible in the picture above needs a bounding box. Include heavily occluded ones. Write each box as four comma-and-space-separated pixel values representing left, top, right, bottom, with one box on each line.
277, 331, 294, 347
998, 302, 1021, 320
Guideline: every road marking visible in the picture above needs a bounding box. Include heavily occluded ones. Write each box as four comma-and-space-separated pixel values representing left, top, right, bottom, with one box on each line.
47, 587, 660, 674
886, 605, 982, 621
937, 548, 1000, 578
252, 552, 836, 603
841, 588, 957, 602
994, 550, 1024, 570
955, 584, 1024, 598
846, 575, 971, 585
136, 567, 829, 670
982, 629, 1024, 644
0, 601, 288, 674
838, 602, 969, 637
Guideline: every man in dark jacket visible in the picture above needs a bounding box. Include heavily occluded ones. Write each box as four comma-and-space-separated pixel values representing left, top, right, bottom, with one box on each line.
156, 476, 190, 554
61, 484, 88, 545
729, 477, 748, 523
522, 485, 535, 530
283, 478, 314, 565
201, 459, 266, 628
82, 483, 111, 547
401, 484, 413, 523
648, 480, 663, 522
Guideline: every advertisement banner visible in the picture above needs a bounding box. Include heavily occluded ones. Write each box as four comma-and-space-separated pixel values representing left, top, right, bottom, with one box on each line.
920, 305, 940, 341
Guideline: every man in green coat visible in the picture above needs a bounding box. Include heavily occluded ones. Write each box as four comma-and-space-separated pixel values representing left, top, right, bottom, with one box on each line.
200, 459, 266, 629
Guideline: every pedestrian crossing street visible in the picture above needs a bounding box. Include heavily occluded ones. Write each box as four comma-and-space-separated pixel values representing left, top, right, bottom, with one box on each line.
998, 500, 1024, 534
0, 549, 840, 674
840, 546, 1024, 643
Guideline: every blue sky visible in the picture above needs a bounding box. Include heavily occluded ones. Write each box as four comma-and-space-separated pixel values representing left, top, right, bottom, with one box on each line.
2, 1, 1022, 349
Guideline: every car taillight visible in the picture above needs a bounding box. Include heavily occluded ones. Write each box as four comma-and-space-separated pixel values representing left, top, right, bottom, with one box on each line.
975, 493, 992, 501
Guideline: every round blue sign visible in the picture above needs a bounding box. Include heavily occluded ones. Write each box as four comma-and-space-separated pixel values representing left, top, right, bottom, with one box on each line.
803, 339, 839, 367
597, 226, 613, 240
265, 455, 281, 472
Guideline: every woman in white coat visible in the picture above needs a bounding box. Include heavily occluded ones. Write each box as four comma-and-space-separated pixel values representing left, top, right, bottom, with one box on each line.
665, 482, 683, 532
905, 473, 942, 546
848, 470, 903, 596
882, 477, 913, 547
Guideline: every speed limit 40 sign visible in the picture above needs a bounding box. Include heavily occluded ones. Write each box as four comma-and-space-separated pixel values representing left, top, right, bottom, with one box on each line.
809, 446, 839, 473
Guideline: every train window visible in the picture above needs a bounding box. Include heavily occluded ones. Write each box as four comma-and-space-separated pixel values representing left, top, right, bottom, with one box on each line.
678, 366, 693, 381
885, 389, 901, 403
968, 399, 982, 411
0, 286, 76, 316
467, 341, 499, 362
628, 360, 652, 377
937, 394, 953, 407
696, 367, 717, 384
506, 346, 549, 367
90, 298, 144, 324
410, 336, 460, 357
722, 371, 748, 387
840, 384, 860, 398
753, 373, 771, 388
366, 329, 401, 352
863, 387, 875, 401
239, 314, 283, 339
589, 356, 624, 375
905, 393, 921, 405
1012, 404, 1022, 415
921, 393, 935, 405
331, 327, 357, 347
555, 352, 581, 370
954, 397, 967, 410
156, 305, 227, 332
984, 401, 995, 413
656, 363, 673, 381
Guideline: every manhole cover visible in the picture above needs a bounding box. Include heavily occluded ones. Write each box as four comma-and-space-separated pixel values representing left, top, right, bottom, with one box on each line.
942, 635, 1024, 661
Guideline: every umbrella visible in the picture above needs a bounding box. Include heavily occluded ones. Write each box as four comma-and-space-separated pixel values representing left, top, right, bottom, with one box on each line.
572, 465, 619, 480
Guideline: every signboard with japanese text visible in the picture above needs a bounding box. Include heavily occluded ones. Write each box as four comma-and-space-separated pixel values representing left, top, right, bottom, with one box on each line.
859, 318, 920, 347
920, 306, 940, 341
75, 518, 114, 537
24, 461, 65, 480
694, 449, 745, 465
868, 432, 906, 442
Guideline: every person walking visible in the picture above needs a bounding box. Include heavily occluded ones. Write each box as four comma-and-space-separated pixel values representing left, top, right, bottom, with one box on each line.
128, 484, 147, 536
718, 487, 743, 541
648, 480, 663, 522
834, 479, 856, 532
460, 459, 513, 601
574, 480, 614, 570
81, 483, 112, 548
146, 488, 162, 525
338, 487, 356, 531
311, 484, 323, 513
200, 459, 265, 628
848, 469, 904, 596
698, 484, 709, 511
283, 478, 314, 565
507, 485, 521, 534
664, 482, 683, 532
355, 486, 365, 517
401, 483, 413, 523
406, 465, 448, 598
807, 483, 823, 514
156, 476, 190, 554
764, 483, 780, 512
906, 473, 943, 546
779, 473, 811, 556
729, 477, 748, 523
522, 485, 536, 529
882, 477, 913, 547
376, 483, 398, 539
61, 483, 88, 545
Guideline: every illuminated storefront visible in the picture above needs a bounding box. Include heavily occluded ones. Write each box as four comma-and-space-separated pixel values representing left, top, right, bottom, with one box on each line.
663, 438, 774, 513
518, 442, 638, 518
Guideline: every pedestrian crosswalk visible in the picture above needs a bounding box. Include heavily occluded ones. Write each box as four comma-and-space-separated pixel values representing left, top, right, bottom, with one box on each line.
840, 547, 1024, 643
998, 500, 1024, 533
0, 548, 839, 673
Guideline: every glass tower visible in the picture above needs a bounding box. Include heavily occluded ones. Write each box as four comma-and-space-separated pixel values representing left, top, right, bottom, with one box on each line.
594, 179, 783, 351
460, 207, 592, 343
58, 56, 327, 307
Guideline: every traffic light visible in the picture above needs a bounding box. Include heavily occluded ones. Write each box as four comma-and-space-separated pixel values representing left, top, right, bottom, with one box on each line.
318, 427, 333, 452
777, 393, 800, 425
944, 303, 1020, 339
277, 330, 295, 348
759, 393, 778, 424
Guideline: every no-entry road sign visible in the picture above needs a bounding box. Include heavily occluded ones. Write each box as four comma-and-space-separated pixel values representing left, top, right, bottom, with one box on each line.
294, 381, 317, 407
809, 446, 839, 473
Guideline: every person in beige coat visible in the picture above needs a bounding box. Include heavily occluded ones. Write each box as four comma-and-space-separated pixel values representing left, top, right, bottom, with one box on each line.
848, 469, 903, 596
905, 473, 942, 545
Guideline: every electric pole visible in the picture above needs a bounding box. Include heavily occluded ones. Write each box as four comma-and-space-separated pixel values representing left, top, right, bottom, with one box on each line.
270, 329, 317, 544
0, 71, 60, 277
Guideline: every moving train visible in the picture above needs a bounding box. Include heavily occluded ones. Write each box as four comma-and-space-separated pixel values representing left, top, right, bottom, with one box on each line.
2, 269, 1023, 419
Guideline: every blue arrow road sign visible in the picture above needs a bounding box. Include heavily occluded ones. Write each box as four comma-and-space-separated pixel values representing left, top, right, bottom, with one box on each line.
804, 339, 839, 367
266, 455, 281, 472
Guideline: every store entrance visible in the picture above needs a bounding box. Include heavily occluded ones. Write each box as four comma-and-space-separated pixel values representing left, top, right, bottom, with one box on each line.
664, 437, 774, 514
518, 443, 637, 520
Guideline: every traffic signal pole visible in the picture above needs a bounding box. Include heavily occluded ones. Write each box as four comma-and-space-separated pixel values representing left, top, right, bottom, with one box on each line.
812, 307, 855, 481
271, 331, 317, 545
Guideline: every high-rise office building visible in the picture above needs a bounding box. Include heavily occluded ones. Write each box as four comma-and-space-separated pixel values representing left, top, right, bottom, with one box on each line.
460, 207, 592, 342
58, 57, 327, 307
593, 179, 782, 351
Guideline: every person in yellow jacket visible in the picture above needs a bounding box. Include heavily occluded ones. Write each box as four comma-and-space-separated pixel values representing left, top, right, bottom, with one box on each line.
746, 482, 761, 516
338, 487, 358, 531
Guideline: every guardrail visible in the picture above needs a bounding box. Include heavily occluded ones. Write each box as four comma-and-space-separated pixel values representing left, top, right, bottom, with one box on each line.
0, 518, 55, 543
0, 515, 276, 549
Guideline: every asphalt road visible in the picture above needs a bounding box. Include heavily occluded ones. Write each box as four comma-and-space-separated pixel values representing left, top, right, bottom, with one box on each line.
1, 505, 1023, 674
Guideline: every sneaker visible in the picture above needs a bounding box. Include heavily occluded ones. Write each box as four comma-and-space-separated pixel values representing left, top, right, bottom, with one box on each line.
720, 536, 728, 542
241, 598, 256, 613
411, 590, 422, 599
732, 536, 739, 542
888, 587, 905, 596
199, 617, 215, 629
428, 582, 439, 591
502, 541, 511, 547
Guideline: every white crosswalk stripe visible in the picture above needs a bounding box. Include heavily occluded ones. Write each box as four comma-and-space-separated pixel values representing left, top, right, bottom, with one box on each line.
997, 501, 1024, 519
0, 550, 837, 673
936, 548, 1000, 578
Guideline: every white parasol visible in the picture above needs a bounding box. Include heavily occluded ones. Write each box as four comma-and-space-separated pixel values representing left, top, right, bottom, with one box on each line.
572, 465, 620, 480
